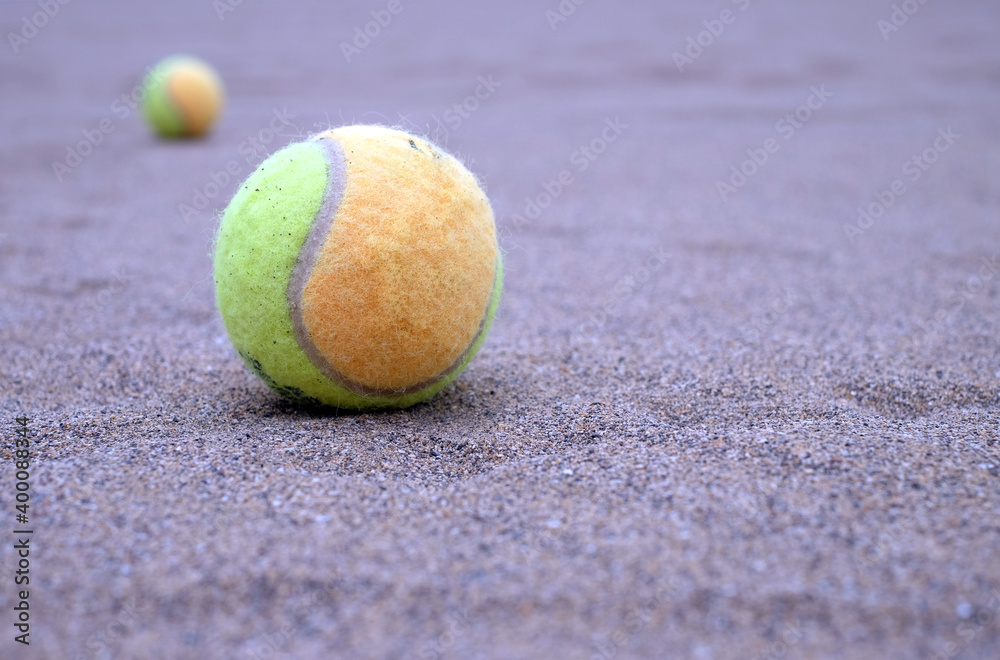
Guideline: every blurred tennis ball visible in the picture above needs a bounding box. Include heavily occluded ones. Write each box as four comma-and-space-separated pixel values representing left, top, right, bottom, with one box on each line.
141, 55, 224, 139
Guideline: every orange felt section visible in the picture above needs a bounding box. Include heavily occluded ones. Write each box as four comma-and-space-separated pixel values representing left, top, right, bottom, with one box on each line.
167, 64, 222, 137
300, 126, 498, 393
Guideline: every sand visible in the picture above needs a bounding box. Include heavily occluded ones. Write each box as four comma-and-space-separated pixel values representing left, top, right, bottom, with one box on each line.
1, 0, 998, 658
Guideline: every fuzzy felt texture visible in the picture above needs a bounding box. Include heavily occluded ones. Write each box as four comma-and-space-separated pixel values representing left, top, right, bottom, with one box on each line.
142, 55, 222, 139
214, 126, 501, 410
215, 141, 344, 407
302, 125, 499, 394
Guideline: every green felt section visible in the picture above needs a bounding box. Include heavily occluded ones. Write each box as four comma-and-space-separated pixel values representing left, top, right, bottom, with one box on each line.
141, 56, 185, 138
214, 141, 362, 409
215, 139, 503, 411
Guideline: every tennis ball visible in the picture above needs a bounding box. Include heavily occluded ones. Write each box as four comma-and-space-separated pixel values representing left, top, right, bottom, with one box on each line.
214, 125, 502, 411
141, 55, 223, 139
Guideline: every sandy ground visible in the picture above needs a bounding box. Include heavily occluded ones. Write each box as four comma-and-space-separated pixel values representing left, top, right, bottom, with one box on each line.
1, 0, 999, 658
